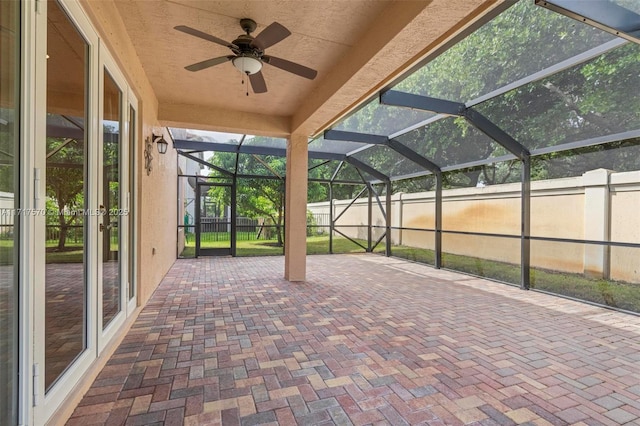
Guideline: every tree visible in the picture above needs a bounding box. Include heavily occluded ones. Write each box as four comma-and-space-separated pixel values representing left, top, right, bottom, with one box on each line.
46, 136, 84, 250
207, 143, 326, 246
328, 0, 640, 192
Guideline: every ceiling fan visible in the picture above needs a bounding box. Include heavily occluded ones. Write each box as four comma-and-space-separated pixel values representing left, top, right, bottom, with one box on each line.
175, 18, 318, 94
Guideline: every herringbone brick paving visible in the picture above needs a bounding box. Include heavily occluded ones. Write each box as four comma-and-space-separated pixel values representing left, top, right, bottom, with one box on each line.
67, 255, 640, 425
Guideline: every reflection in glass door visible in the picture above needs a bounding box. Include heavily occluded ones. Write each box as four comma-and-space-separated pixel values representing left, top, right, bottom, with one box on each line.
0, 0, 20, 422
102, 70, 121, 329
44, 0, 88, 391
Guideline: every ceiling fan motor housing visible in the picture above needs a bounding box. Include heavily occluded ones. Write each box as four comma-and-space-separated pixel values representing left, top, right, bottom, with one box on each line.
240, 18, 257, 35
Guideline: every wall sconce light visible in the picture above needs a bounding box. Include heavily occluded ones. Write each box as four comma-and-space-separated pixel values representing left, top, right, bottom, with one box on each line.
145, 130, 170, 175
153, 133, 169, 154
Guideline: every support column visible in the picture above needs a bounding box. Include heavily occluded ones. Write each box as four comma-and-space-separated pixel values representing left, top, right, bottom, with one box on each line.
328, 183, 334, 254
393, 193, 403, 246
521, 157, 531, 290
583, 168, 612, 278
385, 181, 392, 257
284, 133, 308, 281
367, 184, 373, 252
435, 172, 442, 269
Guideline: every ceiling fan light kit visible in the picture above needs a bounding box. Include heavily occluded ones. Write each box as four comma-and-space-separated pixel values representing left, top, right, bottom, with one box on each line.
175, 18, 317, 95
232, 55, 262, 75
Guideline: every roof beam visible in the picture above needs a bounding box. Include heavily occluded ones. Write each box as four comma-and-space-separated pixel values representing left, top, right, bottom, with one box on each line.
175, 138, 345, 161
346, 157, 389, 182
387, 139, 441, 173
462, 109, 530, 159
174, 139, 287, 156
379, 91, 530, 160
324, 128, 441, 173
323, 130, 388, 145
536, 0, 640, 45
177, 150, 234, 177
380, 90, 466, 115
159, 103, 290, 137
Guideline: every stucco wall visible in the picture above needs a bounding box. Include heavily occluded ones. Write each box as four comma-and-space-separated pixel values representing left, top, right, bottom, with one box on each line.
309, 170, 640, 283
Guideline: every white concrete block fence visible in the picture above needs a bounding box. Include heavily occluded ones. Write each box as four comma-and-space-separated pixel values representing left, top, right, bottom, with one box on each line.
308, 169, 640, 284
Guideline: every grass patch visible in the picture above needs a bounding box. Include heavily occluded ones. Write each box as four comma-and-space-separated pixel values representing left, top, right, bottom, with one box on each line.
179, 235, 369, 258
392, 244, 640, 313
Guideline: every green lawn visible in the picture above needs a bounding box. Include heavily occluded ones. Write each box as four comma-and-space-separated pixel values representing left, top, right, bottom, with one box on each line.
179, 234, 370, 258
0, 239, 86, 264
392, 245, 640, 313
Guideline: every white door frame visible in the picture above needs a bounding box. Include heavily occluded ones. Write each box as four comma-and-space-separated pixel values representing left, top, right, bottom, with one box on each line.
127, 92, 139, 316
32, 0, 101, 423
97, 47, 130, 352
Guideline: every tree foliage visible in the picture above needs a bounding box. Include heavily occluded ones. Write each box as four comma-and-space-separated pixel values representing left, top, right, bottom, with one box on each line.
46, 136, 84, 250
326, 0, 640, 192
207, 142, 327, 246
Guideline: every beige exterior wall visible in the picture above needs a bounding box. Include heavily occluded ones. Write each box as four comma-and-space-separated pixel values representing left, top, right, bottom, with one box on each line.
610, 171, 640, 282
308, 170, 640, 283
81, 1, 178, 305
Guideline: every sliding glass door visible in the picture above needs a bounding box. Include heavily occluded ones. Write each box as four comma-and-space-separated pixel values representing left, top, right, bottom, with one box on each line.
0, 1, 20, 423
43, 0, 90, 393
33, 0, 137, 422
99, 50, 132, 347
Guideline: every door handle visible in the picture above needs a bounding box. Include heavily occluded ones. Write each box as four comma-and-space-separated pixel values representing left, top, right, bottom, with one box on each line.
99, 223, 104, 232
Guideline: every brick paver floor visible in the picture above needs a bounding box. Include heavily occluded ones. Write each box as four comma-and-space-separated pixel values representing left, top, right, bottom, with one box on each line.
67, 254, 640, 426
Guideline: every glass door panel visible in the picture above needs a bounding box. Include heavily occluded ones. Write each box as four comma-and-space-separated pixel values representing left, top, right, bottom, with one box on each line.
0, 0, 20, 422
45, 0, 88, 391
128, 103, 136, 305
102, 70, 121, 329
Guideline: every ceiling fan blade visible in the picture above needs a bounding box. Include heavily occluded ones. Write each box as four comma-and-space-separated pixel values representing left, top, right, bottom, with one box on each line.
263, 56, 317, 80
249, 71, 268, 94
174, 25, 238, 50
250, 22, 291, 50
185, 56, 231, 72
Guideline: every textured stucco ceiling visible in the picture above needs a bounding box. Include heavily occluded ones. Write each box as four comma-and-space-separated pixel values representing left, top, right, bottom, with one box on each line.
111, 0, 500, 137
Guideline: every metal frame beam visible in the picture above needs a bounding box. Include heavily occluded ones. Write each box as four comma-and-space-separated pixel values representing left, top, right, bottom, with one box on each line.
463, 109, 530, 159
435, 172, 442, 268
334, 186, 368, 223
175, 138, 345, 161
379, 91, 530, 160
536, 0, 640, 45
330, 161, 344, 182
308, 152, 347, 161
177, 150, 234, 177
367, 184, 373, 252
231, 177, 238, 256
308, 160, 331, 172
370, 184, 386, 219
521, 157, 531, 289
387, 139, 441, 173
385, 181, 392, 257
326, 127, 442, 176
324, 129, 388, 145
346, 157, 389, 183
380, 90, 466, 115
329, 183, 334, 254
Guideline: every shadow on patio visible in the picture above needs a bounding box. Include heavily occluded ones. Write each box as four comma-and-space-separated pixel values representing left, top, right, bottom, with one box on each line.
67, 255, 640, 425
